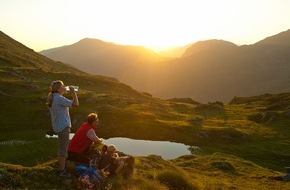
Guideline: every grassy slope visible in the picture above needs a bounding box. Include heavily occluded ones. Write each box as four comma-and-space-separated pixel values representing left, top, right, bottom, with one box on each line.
1, 154, 289, 189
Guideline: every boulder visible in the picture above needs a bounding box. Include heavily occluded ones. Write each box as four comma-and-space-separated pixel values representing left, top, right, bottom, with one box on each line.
248, 111, 278, 123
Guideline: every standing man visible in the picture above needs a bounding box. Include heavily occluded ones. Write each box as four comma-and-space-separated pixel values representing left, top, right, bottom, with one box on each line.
47, 80, 79, 177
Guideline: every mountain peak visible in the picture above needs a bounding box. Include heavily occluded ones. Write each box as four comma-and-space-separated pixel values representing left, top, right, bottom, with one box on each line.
182, 39, 238, 57
73, 38, 116, 49
77, 38, 111, 45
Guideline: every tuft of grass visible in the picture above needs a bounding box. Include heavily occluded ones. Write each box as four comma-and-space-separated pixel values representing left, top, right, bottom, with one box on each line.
210, 161, 235, 172
156, 169, 198, 190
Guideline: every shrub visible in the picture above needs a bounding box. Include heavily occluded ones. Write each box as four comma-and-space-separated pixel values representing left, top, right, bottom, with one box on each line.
156, 169, 197, 190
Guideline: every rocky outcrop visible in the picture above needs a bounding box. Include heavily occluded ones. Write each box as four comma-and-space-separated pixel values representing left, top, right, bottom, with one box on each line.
248, 111, 278, 123
195, 101, 224, 111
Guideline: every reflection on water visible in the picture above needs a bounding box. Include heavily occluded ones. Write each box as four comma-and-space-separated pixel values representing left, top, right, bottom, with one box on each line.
103, 137, 194, 160
45, 134, 74, 139
0, 140, 30, 146
45, 133, 200, 160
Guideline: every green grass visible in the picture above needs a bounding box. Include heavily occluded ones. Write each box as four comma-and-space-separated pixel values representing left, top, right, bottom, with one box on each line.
156, 169, 198, 190
1, 154, 289, 189
0, 129, 57, 166
1, 92, 290, 170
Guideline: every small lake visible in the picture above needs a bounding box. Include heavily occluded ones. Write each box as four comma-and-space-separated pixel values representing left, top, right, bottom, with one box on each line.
45, 133, 200, 160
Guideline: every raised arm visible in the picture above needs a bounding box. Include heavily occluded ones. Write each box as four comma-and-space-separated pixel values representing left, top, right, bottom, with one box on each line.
69, 86, 79, 107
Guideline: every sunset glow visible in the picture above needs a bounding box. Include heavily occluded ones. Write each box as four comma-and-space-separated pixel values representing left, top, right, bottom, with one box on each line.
1, 0, 290, 51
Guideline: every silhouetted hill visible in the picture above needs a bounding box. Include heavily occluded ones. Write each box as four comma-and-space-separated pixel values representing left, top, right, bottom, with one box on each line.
181, 39, 238, 57
0, 31, 80, 73
40, 29, 290, 102
255, 29, 290, 46
0, 31, 150, 131
40, 38, 168, 79
154, 32, 290, 102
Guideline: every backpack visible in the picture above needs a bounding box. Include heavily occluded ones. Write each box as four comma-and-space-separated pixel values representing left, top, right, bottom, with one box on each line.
75, 164, 104, 189
75, 147, 108, 189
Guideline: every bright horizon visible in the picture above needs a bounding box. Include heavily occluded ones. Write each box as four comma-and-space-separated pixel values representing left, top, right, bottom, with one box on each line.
1, 0, 290, 52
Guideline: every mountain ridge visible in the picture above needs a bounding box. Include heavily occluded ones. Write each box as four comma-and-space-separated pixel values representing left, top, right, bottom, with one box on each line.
255, 29, 290, 46
40, 37, 168, 81
181, 39, 238, 57
39, 29, 290, 102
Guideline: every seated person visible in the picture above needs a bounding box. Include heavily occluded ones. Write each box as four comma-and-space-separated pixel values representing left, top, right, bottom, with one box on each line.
99, 144, 134, 178
68, 113, 102, 165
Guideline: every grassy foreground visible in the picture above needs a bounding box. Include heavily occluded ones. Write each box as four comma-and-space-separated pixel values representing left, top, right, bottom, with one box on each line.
1, 154, 289, 189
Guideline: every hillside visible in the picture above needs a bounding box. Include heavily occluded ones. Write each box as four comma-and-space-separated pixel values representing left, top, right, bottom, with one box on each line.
0, 31, 151, 131
2, 154, 290, 189
255, 29, 290, 46
41, 29, 290, 102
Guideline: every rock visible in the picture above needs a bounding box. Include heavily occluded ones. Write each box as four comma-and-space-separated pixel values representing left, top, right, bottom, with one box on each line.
284, 110, 290, 117
285, 167, 290, 174
248, 111, 278, 123
282, 174, 290, 181
196, 131, 210, 139
188, 146, 202, 155
195, 101, 224, 111
167, 98, 200, 105
262, 111, 278, 122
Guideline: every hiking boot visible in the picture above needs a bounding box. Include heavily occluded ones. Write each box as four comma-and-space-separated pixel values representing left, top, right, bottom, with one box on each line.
59, 169, 71, 177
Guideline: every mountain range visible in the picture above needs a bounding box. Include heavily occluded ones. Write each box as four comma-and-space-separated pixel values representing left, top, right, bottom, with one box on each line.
40, 29, 290, 102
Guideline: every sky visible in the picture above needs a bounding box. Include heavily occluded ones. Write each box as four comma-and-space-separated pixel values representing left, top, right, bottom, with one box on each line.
1, 0, 290, 52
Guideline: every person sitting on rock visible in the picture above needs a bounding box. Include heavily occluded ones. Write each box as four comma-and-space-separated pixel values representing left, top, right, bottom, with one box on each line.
99, 144, 134, 178
68, 113, 102, 165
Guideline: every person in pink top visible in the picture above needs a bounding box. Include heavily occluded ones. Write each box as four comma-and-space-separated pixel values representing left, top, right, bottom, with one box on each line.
68, 113, 102, 165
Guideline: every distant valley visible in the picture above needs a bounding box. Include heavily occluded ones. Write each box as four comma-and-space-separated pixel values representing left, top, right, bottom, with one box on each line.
40, 29, 290, 102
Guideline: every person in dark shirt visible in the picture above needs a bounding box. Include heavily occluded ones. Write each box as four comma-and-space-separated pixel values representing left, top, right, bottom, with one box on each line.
99, 144, 134, 177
